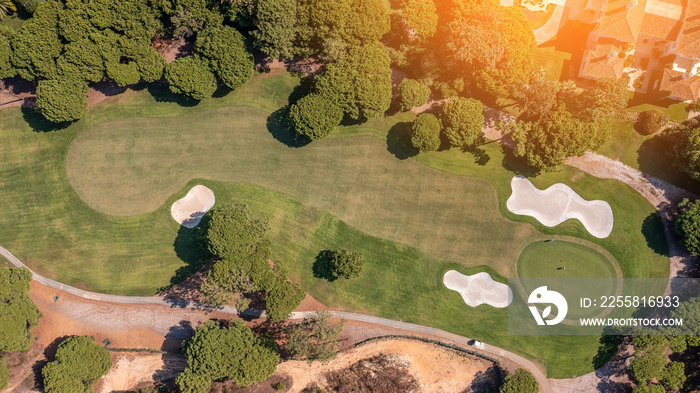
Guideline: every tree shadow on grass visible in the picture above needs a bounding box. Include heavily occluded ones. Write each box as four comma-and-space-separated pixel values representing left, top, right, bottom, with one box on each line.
169, 226, 208, 289
637, 135, 700, 194
462, 143, 491, 166
146, 83, 199, 107
21, 107, 71, 133
592, 334, 625, 370
266, 106, 312, 148
312, 250, 336, 282
641, 212, 670, 257
386, 121, 418, 160
501, 148, 541, 178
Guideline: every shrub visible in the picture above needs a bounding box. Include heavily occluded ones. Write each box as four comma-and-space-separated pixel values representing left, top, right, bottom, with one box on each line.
106, 62, 141, 87
165, 56, 217, 100
0, 358, 8, 391
635, 109, 668, 135
328, 248, 365, 280
195, 25, 254, 89
36, 77, 89, 123
500, 369, 538, 393
289, 93, 343, 140
136, 48, 166, 83
42, 336, 112, 393
410, 113, 441, 152
675, 198, 700, 255
440, 97, 485, 148
0, 25, 14, 79
274, 381, 286, 390
398, 79, 430, 111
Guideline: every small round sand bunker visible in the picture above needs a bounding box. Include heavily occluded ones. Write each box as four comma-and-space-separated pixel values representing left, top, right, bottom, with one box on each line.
443, 271, 513, 308
506, 176, 614, 238
170, 185, 215, 228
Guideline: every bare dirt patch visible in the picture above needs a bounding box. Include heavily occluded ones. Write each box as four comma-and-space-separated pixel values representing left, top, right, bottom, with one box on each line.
276, 338, 500, 393
96, 353, 187, 393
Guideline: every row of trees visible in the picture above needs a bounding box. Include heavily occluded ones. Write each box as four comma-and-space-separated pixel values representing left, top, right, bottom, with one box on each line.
42, 336, 111, 393
409, 97, 485, 153
197, 203, 306, 321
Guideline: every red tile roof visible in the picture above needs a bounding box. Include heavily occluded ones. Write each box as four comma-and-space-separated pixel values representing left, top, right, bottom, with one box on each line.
660, 68, 700, 101
676, 1, 700, 58
581, 43, 628, 79
598, 0, 647, 43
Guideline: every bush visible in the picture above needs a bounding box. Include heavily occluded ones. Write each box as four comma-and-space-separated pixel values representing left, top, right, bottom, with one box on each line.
165, 56, 217, 100
398, 79, 430, 111
106, 62, 141, 87
670, 119, 700, 181
675, 198, 700, 255
0, 25, 15, 79
195, 25, 254, 90
35, 77, 89, 123
136, 48, 166, 83
440, 97, 485, 148
410, 113, 441, 152
200, 204, 270, 260
0, 358, 8, 391
289, 94, 343, 140
500, 368, 538, 393
635, 109, 668, 135
328, 249, 365, 280
42, 336, 112, 393
274, 381, 286, 390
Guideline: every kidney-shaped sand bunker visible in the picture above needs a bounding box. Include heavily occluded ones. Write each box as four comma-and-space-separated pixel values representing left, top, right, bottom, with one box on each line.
170, 185, 216, 228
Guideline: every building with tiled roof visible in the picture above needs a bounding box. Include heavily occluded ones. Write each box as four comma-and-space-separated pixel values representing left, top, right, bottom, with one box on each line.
660, 68, 700, 101
580, 43, 628, 79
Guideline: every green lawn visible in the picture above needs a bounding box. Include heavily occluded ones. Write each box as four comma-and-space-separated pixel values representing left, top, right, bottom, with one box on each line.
627, 102, 690, 122
0, 70, 671, 378
517, 241, 618, 280
533, 46, 571, 81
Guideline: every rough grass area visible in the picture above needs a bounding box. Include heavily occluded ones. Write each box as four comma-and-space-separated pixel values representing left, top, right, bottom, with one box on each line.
0, 71, 670, 378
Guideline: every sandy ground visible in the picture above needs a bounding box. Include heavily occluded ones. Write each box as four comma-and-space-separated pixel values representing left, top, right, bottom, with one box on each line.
171, 185, 216, 228
443, 270, 513, 308
506, 175, 615, 238
96, 353, 186, 393
277, 338, 498, 393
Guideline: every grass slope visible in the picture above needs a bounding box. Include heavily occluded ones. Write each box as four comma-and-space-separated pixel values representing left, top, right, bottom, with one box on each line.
0, 70, 670, 377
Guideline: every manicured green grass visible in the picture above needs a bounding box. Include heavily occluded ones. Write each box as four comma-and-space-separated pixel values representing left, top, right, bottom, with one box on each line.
532, 46, 571, 81
0, 70, 670, 378
517, 241, 617, 280
628, 102, 690, 122
1, 14, 27, 30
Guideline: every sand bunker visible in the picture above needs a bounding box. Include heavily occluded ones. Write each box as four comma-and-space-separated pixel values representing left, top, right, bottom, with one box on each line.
170, 185, 215, 228
506, 176, 614, 238
443, 271, 513, 308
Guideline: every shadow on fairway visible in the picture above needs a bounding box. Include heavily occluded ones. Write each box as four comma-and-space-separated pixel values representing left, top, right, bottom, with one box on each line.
21, 107, 71, 133
386, 121, 418, 160
266, 106, 311, 148
312, 249, 336, 282
147, 83, 199, 107
171, 225, 208, 287
641, 212, 670, 257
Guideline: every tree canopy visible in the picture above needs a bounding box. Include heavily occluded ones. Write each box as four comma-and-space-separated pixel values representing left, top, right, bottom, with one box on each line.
0, 358, 8, 392
411, 113, 441, 152
250, 0, 297, 60
195, 25, 254, 90
176, 319, 279, 392
398, 78, 431, 111
289, 93, 343, 140
669, 118, 700, 182
401, 0, 438, 40
440, 97, 484, 148
328, 248, 365, 280
0, 25, 15, 79
165, 56, 217, 100
35, 77, 89, 123
42, 336, 111, 393
285, 310, 345, 362
499, 368, 538, 393
675, 198, 700, 255
201, 204, 271, 260
0, 268, 41, 353
314, 41, 392, 121
630, 346, 666, 384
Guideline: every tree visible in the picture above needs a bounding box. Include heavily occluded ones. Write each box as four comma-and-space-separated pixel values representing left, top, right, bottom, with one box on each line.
514, 70, 559, 120
285, 311, 345, 362
201, 260, 257, 307
670, 119, 700, 181
631, 383, 665, 393
499, 368, 538, 393
314, 41, 392, 121
137, 48, 166, 83
440, 97, 485, 148
0, 0, 17, 18
0, 25, 15, 79
35, 78, 89, 123
508, 105, 611, 171
289, 93, 343, 140
0, 267, 41, 353
42, 336, 112, 393
165, 56, 217, 100
635, 109, 668, 136
265, 276, 306, 321
0, 357, 8, 392
398, 79, 431, 111
250, 0, 297, 60
401, 0, 438, 39
195, 25, 254, 90
583, 77, 630, 118
676, 198, 700, 255
661, 361, 686, 390
56, 39, 105, 83
10, 0, 62, 80
200, 204, 271, 260
167, 0, 222, 39
411, 113, 441, 152
176, 319, 279, 392
630, 346, 666, 384
106, 61, 141, 87
328, 248, 365, 280
440, 0, 536, 99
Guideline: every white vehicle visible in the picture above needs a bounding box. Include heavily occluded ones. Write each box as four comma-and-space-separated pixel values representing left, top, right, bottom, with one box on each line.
471, 340, 484, 348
